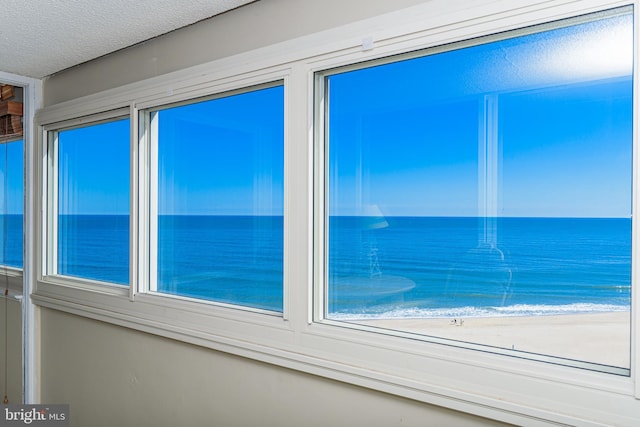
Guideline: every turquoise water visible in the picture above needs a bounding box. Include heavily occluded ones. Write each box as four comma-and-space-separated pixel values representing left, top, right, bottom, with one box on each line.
51, 215, 631, 316
0, 214, 23, 269
328, 216, 631, 318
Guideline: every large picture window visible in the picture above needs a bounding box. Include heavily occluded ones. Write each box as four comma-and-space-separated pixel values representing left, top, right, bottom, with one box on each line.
51, 117, 130, 285
320, 10, 632, 371
147, 84, 284, 312
32, 2, 640, 424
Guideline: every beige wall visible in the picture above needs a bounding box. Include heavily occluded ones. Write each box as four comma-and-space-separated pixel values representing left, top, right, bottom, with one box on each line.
44, 0, 429, 105
40, 308, 510, 427
0, 297, 22, 404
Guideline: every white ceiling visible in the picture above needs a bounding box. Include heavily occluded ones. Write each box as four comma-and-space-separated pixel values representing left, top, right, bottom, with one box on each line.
0, 0, 256, 79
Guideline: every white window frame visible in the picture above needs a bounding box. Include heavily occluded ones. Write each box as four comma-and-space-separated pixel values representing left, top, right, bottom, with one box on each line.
41, 109, 131, 295
313, 6, 633, 376
139, 81, 286, 316
0, 70, 42, 404
31, 1, 640, 425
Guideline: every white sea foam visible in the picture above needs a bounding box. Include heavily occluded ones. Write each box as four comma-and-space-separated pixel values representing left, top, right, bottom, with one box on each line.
329, 303, 629, 320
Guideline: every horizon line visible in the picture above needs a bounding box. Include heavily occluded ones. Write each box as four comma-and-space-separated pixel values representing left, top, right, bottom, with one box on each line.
51, 213, 632, 219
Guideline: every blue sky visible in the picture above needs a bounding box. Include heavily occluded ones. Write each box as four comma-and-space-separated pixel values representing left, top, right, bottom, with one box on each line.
157, 86, 284, 215
56, 86, 284, 216
328, 13, 632, 218
44, 13, 634, 219
58, 118, 130, 215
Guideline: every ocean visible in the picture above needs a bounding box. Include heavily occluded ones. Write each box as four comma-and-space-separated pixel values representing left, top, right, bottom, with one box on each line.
49, 215, 632, 317
0, 214, 23, 269
328, 216, 631, 319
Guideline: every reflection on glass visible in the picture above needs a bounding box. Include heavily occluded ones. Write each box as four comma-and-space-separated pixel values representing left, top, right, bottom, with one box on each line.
57, 118, 130, 285
325, 11, 632, 369
154, 85, 284, 312
0, 140, 23, 268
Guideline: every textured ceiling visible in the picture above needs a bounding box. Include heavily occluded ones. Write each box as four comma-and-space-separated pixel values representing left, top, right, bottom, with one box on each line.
0, 0, 256, 79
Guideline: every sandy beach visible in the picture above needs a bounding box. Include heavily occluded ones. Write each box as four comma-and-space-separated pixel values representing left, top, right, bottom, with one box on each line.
354, 311, 630, 368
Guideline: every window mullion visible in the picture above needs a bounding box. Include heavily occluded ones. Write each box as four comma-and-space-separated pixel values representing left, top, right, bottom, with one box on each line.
130, 104, 140, 301
313, 73, 329, 323
147, 111, 159, 294
45, 130, 58, 278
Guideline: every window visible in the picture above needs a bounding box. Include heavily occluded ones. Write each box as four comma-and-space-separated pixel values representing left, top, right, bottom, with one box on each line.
0, 139, 23, 269
49, 116, 130, 285
33, 2, 640, 424
146, 84, 284, 311
319, 9, 632, 371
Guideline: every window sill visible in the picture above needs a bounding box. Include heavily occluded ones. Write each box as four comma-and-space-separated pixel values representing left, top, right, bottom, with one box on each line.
31, 282, 638, 427
1, 268, 23, 296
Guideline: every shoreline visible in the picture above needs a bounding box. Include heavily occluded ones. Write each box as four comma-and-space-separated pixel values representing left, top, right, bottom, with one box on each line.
350, 311, 630, 368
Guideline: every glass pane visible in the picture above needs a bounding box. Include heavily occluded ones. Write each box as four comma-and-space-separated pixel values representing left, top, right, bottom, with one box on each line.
0, 140, 23, 268
57, 118, 130, 285
155, 85, 284, 311
325, 11, 632, 369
